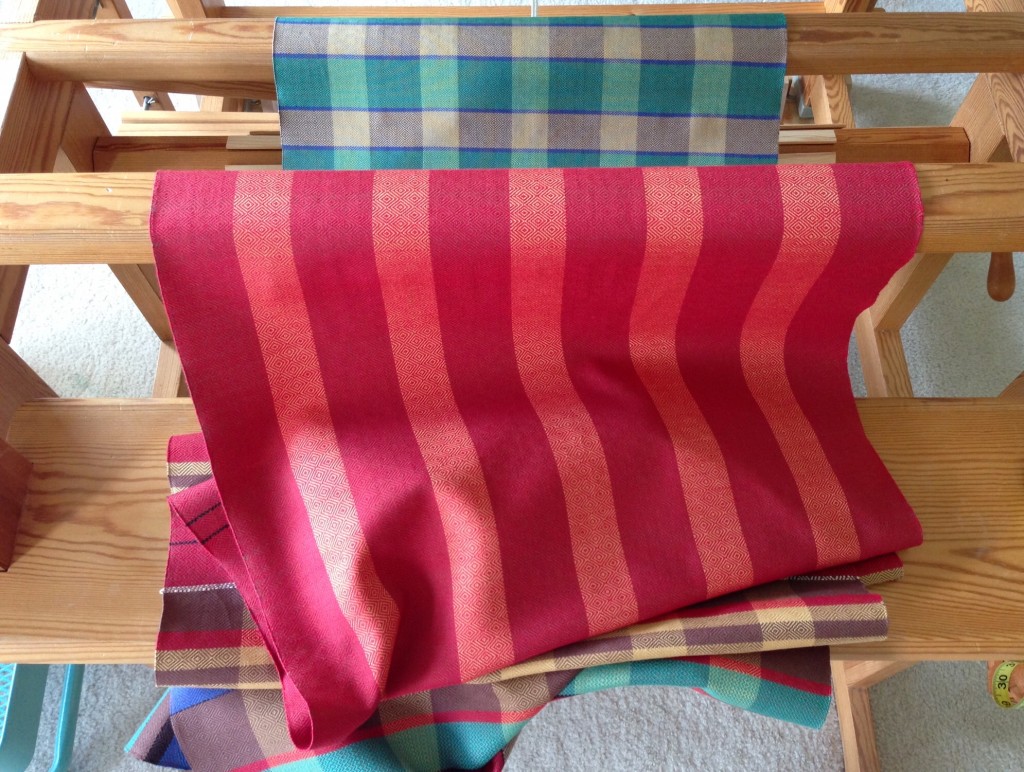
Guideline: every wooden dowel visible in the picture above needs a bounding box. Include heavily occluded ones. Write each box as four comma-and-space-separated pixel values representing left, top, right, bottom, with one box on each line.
0, 164, 1021, 264
90, 126, 969, 171
1, 15, 1023, 99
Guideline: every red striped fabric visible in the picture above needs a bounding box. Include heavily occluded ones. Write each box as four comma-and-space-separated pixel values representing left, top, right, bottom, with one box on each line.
151, 163, 923, 750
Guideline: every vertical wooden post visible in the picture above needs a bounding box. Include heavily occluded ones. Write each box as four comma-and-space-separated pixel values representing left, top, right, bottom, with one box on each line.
94, 0, 176, 110
58, 78, 187, 397
0, 0, 91, 565
0, 340, 55, 570
801, 0, 875, 128
166, 0, 245, 112
0, 1, 97, 342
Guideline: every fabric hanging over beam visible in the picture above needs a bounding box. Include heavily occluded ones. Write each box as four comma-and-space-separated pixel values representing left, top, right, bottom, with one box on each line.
274, 15, 787, 170
150, 162, 924, 750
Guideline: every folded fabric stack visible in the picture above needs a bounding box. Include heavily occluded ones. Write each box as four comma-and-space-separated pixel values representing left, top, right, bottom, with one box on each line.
129, 15, 924, 772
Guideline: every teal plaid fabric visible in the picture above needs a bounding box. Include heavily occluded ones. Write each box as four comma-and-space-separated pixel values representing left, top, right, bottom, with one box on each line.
128, 649, 832, 771
274, 15, 787, 170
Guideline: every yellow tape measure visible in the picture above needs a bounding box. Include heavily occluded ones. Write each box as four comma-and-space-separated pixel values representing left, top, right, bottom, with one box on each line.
991, 661, 1023, 709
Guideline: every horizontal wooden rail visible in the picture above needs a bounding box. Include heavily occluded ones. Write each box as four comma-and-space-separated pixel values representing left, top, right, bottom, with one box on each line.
0, 164, 1018, 265
1, 15, 1023, 98
2, 396, 1022, 662
89, 127, 969, 172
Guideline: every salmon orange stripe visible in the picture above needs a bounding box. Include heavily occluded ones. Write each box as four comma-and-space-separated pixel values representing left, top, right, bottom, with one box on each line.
784, 164, 923, 559
152, 172, 383, 751
427, 169, 591, 655
370, 171, 516, 681
150, 165, 924, 752
508, 168, 638, 636
631, 166, 754, 598
287, 172, 460, 695
676, 165, 818, 585
561, 167, 708, 619
232, 174, 399, 693
740, 166, 859, 567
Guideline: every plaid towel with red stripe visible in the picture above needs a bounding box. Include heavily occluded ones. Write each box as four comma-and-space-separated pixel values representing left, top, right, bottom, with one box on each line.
130, 648, 835, 771
150, 163, 923, 750
141, 436, 896, 770
157, 433, 895, 689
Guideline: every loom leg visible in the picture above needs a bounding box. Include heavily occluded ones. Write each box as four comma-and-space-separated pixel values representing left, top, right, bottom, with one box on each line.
832, 659, 917, 772
153, 341, 188, 398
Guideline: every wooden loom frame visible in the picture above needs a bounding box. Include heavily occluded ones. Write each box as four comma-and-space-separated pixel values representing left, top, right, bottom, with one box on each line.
1, 4, 1023, 772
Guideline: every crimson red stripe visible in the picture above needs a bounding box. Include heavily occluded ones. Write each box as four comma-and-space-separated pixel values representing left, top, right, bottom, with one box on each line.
427, 169, 589, 657
288, 172, 460, 696
371, 171, 515, 680
741, 166, 859, 566
676, 166, 814, 586
701, 655, 833, 696
561, 167, 706, 618
507, 168, 637, 635
786, 163, 923, 559
632, 166, 753, 598
168, 433, 209, 461
151, 171, 380, 750
157, 629, 246, 650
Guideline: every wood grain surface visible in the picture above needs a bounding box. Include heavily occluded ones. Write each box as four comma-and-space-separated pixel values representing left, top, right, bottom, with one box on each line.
0, 398, 1021, 663
0, 14, 1022, 100
1, 164, 1022, 265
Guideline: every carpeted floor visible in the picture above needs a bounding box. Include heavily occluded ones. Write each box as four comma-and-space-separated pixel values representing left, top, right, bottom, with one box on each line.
10, 0, 1023, 770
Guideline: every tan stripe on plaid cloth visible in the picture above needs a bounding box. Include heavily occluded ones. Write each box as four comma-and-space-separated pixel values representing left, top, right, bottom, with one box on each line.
158, 447, 895, 690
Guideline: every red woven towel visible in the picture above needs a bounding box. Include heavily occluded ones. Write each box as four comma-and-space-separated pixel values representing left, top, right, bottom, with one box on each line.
151, 164, 924, 749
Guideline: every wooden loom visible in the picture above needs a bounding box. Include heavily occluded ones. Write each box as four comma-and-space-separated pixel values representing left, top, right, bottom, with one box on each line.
0, 3, 1022, 772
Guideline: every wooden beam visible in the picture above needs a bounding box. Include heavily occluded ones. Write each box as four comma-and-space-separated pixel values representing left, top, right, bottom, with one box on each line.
970, 1, 1024, 161
89, 126, 968, 172
832, 659, 882, 772
0, 339, 54, 572
0, 437, 31, 571
116, 110, 278, 136
1, 164, 1021, 265
152, 340, 187, 398
804, 74, 855, 128
834, 127, 969, 164
95, 135, 281, 171
2, 396, 1022, 663
844, 660, 916, 689
58, 82, 104, 173
952, 75, 1013, 163
3, 15, 1024, 99
166, 0, 207, 17
0, 338, 55, 435
1002, 371, 1024, 400
0, 1, 97, 341
93, 0, 175, 111
56, 80, 175, 343
108, 265, 171, 342
870, 253, 955, 331
825, 0, 877, 11
854, 312, 914, 398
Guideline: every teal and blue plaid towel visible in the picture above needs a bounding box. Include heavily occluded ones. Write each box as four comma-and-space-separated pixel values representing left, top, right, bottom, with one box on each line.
273, 15, 787, 170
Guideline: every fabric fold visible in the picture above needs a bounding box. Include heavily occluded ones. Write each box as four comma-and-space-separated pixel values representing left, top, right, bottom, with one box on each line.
151, 163, 923, 749
131, 648, 834, 772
